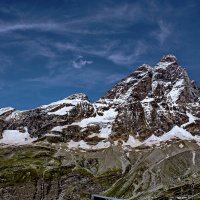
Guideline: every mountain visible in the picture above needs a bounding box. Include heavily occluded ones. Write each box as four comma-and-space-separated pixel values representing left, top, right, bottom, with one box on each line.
0, 55, 200, 200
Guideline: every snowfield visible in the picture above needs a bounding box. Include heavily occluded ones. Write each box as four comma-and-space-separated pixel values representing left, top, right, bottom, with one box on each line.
0, 128, 37, 145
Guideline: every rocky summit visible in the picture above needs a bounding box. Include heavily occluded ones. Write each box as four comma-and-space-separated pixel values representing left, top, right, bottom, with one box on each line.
0, 55, 200, 200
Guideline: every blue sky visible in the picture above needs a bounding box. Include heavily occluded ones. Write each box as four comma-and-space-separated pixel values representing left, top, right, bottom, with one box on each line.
0, 0, 200, 109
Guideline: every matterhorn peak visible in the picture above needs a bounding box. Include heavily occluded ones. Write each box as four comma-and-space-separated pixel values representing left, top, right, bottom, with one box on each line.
154, 54, 180, 72
160, 54, 177, 63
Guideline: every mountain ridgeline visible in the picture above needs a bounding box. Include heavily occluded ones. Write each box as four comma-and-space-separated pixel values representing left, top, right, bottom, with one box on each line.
0, 55, 200, 200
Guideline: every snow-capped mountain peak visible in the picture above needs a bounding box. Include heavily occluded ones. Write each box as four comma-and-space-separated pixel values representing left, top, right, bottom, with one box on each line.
160, 54, 177, 63
0, 55, 199, 151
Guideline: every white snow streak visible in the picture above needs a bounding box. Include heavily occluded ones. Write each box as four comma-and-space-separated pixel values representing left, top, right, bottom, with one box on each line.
181, 112, 199, 128
167, 79, 185, 102
48, 106, 74, 115
67, 140, 111, 150
192, 151, 196, 165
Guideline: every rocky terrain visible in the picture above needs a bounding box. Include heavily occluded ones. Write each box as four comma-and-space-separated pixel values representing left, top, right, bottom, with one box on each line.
0, 55, 200, 199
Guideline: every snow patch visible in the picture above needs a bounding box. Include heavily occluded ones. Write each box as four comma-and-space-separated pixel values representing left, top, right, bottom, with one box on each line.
120, 126, 200, 149
141, 97, 154, 103
167, 79, 185, 102
179, 143, 184, 148
73, 108, 118, 139
181, 112, 199, 128
160, 126, 194, 141
88, 133, 99, 138
124, 77, 134, 83
0, 128, 37, 145
48, 106, 74, 115
51, 126, 65, 132
95, 141, 111, 149
45, 133, 60, 137
40, 96, 89, 115
41, 98, 88, 109
74, 108, 117, 127
155, 61, 175, 70
5, 110, 22, 121
0, 107, 14, 116
67, 140, 111, 150
123, 135, 141, 148
142, 126, 200, 147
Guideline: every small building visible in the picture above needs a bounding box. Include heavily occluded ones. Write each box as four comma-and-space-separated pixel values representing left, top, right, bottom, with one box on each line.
91, 194, 124, 200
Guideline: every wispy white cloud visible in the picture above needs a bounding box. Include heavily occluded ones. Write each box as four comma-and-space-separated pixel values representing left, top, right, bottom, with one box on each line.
108, 41, 147, 65
0, 2, 144, 36
153, 20, 172, 45
54, 40, 147, 66
0, 2, 160, 70
0, 55, 13, 73
54, 41, 112, 60
24, 67, 114, 89
72, 56, 93, 69
0, 2, 173, 73
0, 21, 127, 35
93, 3, 142, 23
0, 22, 61, 34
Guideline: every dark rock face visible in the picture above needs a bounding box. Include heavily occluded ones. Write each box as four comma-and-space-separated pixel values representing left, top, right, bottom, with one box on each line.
98, 55, 200, 140
0, 99, 95, 139
0, 119, 7, 139
100, 64, 153, 102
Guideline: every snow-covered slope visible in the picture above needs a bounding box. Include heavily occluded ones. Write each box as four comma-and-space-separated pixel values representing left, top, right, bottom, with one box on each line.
41, 93, 90, 115
0, 107, 15, 116
0, 128, 37, 145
